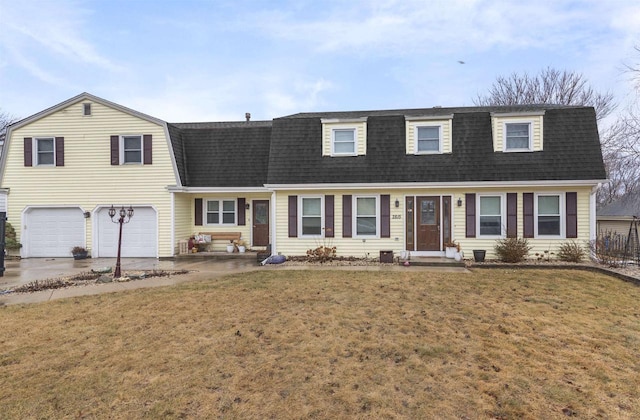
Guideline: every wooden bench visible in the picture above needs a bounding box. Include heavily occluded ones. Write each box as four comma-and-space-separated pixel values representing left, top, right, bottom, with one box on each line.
194, 232, 242, 252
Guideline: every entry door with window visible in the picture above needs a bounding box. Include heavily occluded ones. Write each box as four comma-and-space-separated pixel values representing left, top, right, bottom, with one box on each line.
252, 200, 269, 246
416, 196, 440, 251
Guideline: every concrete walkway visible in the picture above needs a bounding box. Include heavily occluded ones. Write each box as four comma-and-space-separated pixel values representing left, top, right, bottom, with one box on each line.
0, 257, 468, 306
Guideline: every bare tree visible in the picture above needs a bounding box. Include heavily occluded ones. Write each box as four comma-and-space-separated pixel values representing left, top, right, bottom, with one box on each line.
474, 67, 616, 121
1, 109, 19, 145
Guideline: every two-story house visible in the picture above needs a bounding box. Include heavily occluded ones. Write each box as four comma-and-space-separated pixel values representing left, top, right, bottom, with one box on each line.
0, 93, 606, 259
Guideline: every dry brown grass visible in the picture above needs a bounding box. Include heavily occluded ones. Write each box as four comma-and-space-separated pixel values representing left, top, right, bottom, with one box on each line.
1, 269, 639, 419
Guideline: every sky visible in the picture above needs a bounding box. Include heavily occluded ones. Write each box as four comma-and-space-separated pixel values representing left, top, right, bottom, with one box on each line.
1, 0, 640, 124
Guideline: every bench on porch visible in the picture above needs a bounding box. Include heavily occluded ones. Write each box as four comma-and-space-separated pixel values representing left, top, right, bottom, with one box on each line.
180, 232, 242, 254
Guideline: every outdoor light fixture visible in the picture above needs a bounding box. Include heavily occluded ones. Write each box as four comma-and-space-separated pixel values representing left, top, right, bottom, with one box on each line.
245, 203, 250, 210
457, 198, 463, 207
395, 198, 400, 208
109, 205, 134, 278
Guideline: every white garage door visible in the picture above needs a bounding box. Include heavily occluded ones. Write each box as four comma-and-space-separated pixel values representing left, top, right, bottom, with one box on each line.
96, 206, 157, 257
24, 207, 85, 257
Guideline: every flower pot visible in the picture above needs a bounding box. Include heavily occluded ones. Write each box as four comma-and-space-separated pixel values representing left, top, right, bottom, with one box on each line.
73, 251, 88, 260
445, 247, 457, 259
454, 251, 462, 262
226, 244, 234, 253
238, 246, 246, 253
473, 250, 486, 262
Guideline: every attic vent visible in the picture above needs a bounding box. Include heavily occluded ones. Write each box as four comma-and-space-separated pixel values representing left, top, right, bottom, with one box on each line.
245, 112, 251, 121
83, 103, 91, 116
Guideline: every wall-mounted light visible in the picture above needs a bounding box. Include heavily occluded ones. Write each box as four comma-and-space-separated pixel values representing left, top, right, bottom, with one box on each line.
457, 197, 463, 207
395, 198, 400, 208
245, 203, 250, 210
83, 211, 91, 218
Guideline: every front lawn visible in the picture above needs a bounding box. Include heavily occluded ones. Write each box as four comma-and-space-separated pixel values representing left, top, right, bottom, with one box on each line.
1, 269, 639, 418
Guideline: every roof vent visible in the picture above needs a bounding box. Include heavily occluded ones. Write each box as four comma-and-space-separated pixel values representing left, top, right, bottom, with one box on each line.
245, 112, 251, 121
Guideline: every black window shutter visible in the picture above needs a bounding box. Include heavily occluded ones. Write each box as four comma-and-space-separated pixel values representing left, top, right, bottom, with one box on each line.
238, 198, 246, 226
566, 192, 578, 238
465, 193, 476, 238
143, 134, 152, 164
342, 195, 352, 238
55, 137, 64, 166
110, 135, 119, 165
195, 198, 203, 226
288, 196, 297, 237
523, 193, 534, 238
24, 137, 32, 167
381, 194, 390, 238
507, 193, 517, 238
325, 195, 334, 238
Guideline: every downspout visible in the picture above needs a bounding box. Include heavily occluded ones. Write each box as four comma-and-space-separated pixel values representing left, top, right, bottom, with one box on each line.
590, 186, 598, 242
271, 191, 277, 256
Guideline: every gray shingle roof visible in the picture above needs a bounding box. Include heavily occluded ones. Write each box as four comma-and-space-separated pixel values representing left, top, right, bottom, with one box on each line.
598, 192, 640, 217
166, 105, 605, 187
266, 107, 605, 184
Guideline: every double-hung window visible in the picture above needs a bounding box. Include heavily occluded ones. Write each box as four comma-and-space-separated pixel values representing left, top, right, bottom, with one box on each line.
35, 138, 55, 165
416, 125, 441, 153
537, 194, 561, 236
122, 135, 142, 164
206, 199, 236, 225
505, 122, 531, 151
332, 129, 356, 155
301, 197, 322, 236
478, 195, 503, 237
355, 196, 378, 236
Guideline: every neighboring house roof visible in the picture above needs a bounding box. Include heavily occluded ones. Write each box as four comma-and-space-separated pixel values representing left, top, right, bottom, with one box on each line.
168, 121, 272, 188
266, 106, 605, 185
598, 192, 640, 218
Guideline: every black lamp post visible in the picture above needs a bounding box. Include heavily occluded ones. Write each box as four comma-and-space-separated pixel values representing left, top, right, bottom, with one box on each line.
109, 205, 134, 278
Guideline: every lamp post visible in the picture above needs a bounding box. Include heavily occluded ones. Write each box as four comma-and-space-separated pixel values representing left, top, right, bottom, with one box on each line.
109, 205, 134, 278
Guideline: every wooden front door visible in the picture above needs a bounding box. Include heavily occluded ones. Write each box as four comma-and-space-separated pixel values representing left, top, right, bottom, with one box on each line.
252, 200, 269, 246
416, 196, 440, 251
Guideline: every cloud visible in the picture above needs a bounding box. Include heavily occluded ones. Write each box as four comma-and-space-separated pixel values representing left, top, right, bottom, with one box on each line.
0, 0, 123, 85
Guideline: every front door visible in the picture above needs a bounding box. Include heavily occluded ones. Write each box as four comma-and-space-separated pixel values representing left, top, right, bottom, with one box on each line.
252, 200, 269, 246
416, 196, 440, 251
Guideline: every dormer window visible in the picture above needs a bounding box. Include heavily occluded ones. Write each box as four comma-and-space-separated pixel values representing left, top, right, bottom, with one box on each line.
333, 129, 356, 155
505, 122, 532, 151
416, 125, 441, 153
321, 118, 367, 157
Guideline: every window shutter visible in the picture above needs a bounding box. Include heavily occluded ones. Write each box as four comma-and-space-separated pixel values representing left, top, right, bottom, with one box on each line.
507, 193, 517, 238
342, 195, 352, 238
143, 134, 152, 164
465, 193, 476, 238
195, 198, 203, 226
55, 137, 64, 166
381, 194, 390, 238
24, 137, 32, 167
566, 192, 578, 238
523, 193, 534, 238
110, 135, 119, 165
238, 198, 246, 226
288, 196, 297, 237
325, 195, 334, 238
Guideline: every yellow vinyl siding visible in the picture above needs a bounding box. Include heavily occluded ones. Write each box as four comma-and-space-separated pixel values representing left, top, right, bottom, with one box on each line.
492, 115, 543, 152
2, 100, 177, 257
321, 121, 367, 156
597, 219, 632, 236
173, 193, 193, 254
405, 117, 453, 154
181, 193, 272, 251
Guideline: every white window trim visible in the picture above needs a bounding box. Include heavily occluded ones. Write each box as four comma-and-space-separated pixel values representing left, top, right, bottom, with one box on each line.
298, 195, 324, 238
476, 193, 506, 238
353, 195, 379, 238
34, 137, 55, 166
534, 193, 565, 238
331, 127, 357, 157
414, 123, 443, 154
120, 134, 143, 164
503, 121, 533, 152
205, 199, 237, 226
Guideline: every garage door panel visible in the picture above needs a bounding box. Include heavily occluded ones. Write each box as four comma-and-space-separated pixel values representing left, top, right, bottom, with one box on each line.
97, 207, 157, 257
26, 208, 85, 257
